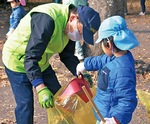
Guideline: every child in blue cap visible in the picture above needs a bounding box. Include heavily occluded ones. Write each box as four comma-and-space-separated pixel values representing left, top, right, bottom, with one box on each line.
76, 16, 139, 124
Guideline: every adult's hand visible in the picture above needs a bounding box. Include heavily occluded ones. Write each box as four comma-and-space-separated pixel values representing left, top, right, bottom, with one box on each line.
37, 87, 54, 108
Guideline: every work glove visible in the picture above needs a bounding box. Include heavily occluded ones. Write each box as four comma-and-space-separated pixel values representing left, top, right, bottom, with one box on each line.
76, 62, 86, 75
38, 87, 54, 108
83, 73, 93, 88
100, 117, 117, 124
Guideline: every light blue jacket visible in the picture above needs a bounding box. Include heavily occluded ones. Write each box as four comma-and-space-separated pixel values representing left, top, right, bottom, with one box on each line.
84, 51, 137, 124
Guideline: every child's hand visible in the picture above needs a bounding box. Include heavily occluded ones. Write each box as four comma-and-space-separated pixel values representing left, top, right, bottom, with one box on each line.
76, 62, 86, 75
100, 117, 118, 124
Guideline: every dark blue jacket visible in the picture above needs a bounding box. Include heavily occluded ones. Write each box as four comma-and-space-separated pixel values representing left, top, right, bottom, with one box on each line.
84, 51, 137, 124
9, 6, 26, 30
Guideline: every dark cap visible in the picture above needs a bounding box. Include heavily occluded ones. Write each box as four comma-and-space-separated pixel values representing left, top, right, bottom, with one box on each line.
77, 5, 101, 45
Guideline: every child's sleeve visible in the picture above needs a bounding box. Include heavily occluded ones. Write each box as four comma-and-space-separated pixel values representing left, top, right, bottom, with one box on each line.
84, 54, 111, 71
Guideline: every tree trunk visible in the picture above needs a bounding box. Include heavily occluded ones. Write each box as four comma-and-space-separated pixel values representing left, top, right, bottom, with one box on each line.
83, 0, 126, 57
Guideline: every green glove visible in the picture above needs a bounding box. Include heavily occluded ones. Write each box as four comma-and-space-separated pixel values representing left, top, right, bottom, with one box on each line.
38, 87, 54, 108
83, 73, 93, 88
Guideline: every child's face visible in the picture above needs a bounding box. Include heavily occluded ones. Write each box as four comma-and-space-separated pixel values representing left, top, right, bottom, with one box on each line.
10, 1, 20, 8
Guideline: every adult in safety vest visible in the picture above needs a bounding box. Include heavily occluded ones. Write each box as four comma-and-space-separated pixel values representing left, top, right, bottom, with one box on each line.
2, 3, 100, 124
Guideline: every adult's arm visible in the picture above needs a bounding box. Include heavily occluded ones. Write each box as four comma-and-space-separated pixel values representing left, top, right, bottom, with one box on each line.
24, 13, 54, 88
59, 40, 80, 76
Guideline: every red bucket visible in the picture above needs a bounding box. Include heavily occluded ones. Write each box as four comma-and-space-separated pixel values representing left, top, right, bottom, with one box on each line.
59, 75, 93, 103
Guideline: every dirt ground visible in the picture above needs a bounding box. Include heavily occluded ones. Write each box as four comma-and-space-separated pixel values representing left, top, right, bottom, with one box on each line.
0, 1, 150, 124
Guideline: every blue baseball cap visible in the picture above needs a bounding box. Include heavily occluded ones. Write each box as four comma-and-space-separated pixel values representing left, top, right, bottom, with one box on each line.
77, 6, 101, 45
95, 16, 139, 50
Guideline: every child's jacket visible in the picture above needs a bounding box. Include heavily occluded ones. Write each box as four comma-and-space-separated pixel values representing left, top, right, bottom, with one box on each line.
9, 6, 26, 30
84, 51, 137, 124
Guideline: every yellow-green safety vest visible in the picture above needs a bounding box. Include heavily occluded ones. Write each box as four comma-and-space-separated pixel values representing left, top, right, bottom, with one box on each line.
2, 3, 69, 73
